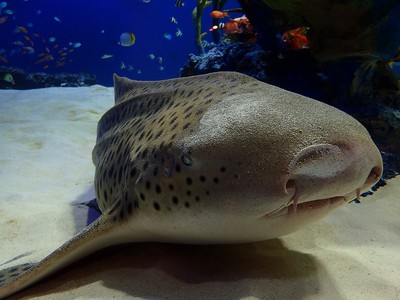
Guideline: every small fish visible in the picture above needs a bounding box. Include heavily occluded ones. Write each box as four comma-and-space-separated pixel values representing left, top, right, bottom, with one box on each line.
0, 55, 8, 63
163, 32, 172, 40
23, 46, 34, 54
16, 26, 28, 33
54, 16, 61, 22
3, 73, 15, 85
137, 69, 142, 74
157, 56, 163, 64
49, 37, 56, 43
128, 65, 133, 71
175, 28, 182, 37
282, 26, 310, 51
159, 66, 164, 71
209, 23, 225, 32
12, 41, 24, 46
3, 9, 13, 15
23, 35, 30, 41
119, 32, 135, 47
140, 0, 151, 3
27, 22, 33, 27
35, 53, 53, 64
170, 16, 178, 24
120, 61, 126, 69
210, 10, 228, 19
0, 2, 7, 8
101, 54, 113, 59
69, 42, 81, 48
148, 53, 155, 60
0, 15, 9, 24
174, 0, 184, 7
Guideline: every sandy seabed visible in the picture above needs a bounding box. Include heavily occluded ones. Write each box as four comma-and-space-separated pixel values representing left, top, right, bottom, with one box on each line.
0, 86, 399, 300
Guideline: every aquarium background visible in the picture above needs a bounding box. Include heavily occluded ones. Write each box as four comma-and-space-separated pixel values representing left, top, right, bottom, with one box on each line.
0, 0, 242, 86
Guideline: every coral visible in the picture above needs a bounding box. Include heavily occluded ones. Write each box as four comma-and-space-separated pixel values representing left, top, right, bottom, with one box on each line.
180, 42, 332, 100
183, 0, 400, 167
0, 66, 96, 89
239, 0, 400, 61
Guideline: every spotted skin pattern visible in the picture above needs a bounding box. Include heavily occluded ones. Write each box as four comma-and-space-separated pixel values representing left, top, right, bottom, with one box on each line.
0, 72, 382, 298
92, 72, 256, 221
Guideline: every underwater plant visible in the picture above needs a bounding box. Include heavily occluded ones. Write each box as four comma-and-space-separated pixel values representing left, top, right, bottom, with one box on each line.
192, 0, 236, 54
192, 0, 212, 54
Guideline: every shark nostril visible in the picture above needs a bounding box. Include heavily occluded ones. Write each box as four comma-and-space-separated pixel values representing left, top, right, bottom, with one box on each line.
365, 166, 383, 187
285, 179, 296, 194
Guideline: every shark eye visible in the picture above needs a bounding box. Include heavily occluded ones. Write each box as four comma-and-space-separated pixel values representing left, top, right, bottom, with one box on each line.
181, 155, 192, 166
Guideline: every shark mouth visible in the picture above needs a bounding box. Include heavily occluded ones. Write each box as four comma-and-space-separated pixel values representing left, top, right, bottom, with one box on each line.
265, 189, 360, 218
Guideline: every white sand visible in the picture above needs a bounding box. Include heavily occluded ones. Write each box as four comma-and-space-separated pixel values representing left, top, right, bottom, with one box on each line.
0, 86, 399, 299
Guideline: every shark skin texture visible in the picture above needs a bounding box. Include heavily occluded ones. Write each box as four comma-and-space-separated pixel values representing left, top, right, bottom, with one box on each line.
0, 72, 383, 298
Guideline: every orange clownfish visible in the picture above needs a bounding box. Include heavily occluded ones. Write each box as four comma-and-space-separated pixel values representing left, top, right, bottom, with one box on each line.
210, 10, 229, 19
282, 26, 310, 50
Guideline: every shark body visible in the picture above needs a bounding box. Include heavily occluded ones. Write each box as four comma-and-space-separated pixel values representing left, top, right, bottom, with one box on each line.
0, 72, 382, 298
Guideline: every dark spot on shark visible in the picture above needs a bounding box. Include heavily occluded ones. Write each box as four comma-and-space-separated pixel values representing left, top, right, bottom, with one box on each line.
153, 202, 161, 211
155, 184, 161, 194
145, 181, 151, 190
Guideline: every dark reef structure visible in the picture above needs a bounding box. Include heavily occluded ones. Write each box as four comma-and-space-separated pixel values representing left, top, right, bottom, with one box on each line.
181, 0, 400, 177
0, 66, 96, 89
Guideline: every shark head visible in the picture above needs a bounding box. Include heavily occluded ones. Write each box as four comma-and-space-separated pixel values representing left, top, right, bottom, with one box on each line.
132, 77, 382, 243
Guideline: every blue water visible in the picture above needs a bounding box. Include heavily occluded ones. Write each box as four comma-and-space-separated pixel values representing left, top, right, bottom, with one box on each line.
0, 0, 240, 86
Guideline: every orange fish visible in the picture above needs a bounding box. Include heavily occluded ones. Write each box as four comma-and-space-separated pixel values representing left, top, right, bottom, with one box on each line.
23, 35, 34, 46
210, 10, 229, 19
282, 26, 310, 50
17, 26, 28, 33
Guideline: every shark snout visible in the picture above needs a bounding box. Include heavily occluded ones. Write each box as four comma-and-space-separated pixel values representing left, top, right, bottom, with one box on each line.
286, 142, 383, 204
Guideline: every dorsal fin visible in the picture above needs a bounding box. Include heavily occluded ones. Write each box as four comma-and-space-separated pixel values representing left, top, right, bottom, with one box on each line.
113, 74, 179, 105
113, 72, 256, 106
